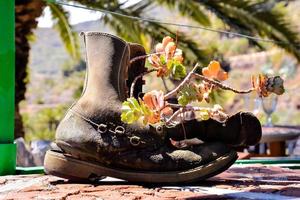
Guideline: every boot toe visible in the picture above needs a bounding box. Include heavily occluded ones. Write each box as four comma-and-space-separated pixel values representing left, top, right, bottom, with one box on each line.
165, 111, 263, 147
239, 112, 262, 146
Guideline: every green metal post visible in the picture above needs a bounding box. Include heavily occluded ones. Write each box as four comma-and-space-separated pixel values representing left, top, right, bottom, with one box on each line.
0, 0, 16, 175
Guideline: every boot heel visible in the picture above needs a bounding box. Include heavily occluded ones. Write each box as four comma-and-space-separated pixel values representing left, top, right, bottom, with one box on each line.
44, 150, 106, 182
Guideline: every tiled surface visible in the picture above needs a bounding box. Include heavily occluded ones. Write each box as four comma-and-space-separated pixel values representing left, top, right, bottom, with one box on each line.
0, 164, 299, 200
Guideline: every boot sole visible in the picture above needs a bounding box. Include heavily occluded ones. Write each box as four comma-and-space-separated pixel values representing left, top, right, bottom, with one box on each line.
44, 149, 237, 183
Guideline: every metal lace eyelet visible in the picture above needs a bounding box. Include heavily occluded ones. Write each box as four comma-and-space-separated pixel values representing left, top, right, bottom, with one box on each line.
115, 126, 125, 135
108, 129, 115, 134
97, 124, 107, 133
129, 136, 141, 146
156, 125, 164, 134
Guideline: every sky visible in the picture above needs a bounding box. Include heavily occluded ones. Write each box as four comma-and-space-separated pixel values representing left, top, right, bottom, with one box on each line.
37, 6, 101, 27
37, 0, 140, 28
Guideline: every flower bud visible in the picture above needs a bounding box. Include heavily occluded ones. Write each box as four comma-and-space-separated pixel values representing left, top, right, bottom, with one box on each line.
155, 43, 164, 53
265, 76, 285, 95
162, 36, 174, 47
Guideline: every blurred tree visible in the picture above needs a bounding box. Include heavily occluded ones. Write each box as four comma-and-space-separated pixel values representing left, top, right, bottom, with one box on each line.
15, 0, 46, 138
154, 0, 300, 60
23, 105, 67, 141
15, 0, 300, 138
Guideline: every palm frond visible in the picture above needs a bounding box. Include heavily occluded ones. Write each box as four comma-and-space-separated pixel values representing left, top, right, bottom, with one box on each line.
142, 22, 211, 65
76, 0, 211, 65
197, 0, 300, 61
105, 4, 209, 64
48, 2, 80, 61
154, 0, 211, 26
72, 0, 300, 62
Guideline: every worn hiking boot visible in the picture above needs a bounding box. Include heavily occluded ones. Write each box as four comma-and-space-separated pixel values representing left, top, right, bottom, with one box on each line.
44, 32, 237, 183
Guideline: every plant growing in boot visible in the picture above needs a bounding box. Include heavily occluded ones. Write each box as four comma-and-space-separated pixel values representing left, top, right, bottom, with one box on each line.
45, 32, 282, 183
121, 36, 285, 147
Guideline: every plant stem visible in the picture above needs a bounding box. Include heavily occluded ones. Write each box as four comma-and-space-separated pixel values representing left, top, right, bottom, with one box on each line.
191, 73, 255, 94
129, 52, 162, 65
166, 108, 182, 125
161, 77, 170, 92
165, 106, 229, 125
167, 103, 182, 108
164, 63, 254, 100
180, 115, 187, 139
164, 63, 199, 100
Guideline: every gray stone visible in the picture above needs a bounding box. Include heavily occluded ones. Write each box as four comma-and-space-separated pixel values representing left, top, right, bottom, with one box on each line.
30, 140, 53, 166
15, 137, 35, 167
15, 137, 54, 166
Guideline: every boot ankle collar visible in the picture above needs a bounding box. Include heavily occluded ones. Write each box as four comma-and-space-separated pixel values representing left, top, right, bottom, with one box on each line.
80, 31, 127, 44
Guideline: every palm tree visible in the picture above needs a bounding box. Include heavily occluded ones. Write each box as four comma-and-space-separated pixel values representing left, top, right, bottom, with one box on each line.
15, 0, 46, 138
15, 0, 300, 138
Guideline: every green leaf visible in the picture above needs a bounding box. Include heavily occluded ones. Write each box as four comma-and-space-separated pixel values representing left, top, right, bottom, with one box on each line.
166, 59, 187, 80
160, 55, 167, 65
121, 98, 143, 124
139, 99, 151, 116
177, 84, 198, 106
48, 3, 80, 61
195, 110, 210, 121
178, 95, 189, 106
170, 62, 186, 80
121, 97, 157, 124
199, 0, 300, 61
154, 0, 211, 26
128, 97, 141, 110
166, 59, 173, 70
121, 111, 134, 124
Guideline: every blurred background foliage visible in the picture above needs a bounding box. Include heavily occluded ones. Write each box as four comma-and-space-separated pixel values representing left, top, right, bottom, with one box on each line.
22, 105, 67, 142
16, 0, 300, 141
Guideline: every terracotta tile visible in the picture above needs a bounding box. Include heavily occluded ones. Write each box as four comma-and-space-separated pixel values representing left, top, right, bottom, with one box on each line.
1, 165, 299, 199
279, 186, 300, 197
66, 194, 99, 200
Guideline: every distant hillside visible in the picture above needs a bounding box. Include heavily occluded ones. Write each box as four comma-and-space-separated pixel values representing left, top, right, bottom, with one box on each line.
29, 5, 176, 75
25, 6, 174, 106
30, 19, 111, 75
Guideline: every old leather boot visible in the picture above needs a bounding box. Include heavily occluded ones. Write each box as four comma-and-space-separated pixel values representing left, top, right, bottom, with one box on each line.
44, 32, 237, 183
